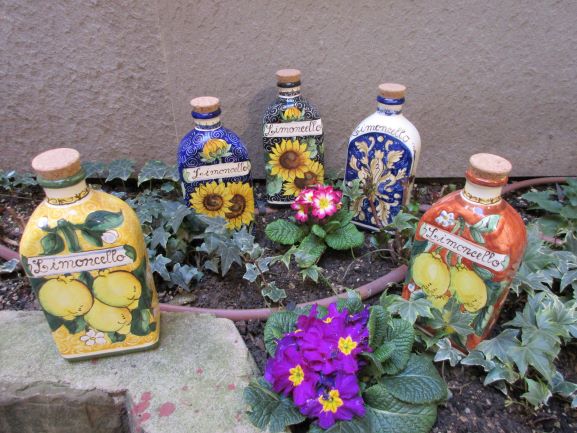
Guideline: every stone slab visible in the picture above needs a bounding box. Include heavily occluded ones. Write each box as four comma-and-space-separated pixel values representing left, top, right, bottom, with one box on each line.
0, 311, 260, 433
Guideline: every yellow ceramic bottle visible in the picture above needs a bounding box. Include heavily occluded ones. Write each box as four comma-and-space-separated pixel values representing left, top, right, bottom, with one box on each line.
19, 148, 159, 359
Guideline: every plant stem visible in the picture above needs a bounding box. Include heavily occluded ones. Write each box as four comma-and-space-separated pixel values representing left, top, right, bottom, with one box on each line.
252, 258, 268, 286
341, 248, 393, 282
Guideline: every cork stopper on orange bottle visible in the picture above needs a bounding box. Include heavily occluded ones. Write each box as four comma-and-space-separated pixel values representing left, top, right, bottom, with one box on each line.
31, 148, 83, 183
276, 69, 301, 84
467, 153, 512, 187
378, 83, 406, 99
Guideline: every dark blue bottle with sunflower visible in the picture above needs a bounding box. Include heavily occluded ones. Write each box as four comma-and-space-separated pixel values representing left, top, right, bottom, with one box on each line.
262, 69, 324, 205
177, 96, 255, 229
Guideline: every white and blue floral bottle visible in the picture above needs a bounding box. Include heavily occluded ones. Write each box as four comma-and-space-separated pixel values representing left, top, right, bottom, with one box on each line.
344, 83, 421, 230
177, 96, 255, 230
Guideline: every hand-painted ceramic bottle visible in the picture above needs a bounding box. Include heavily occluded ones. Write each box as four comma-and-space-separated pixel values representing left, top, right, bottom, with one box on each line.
19, 148, 160, 360
263, 69, 324, 204
402, 154, 527, 350
178, 96, 255, 229
344, 83, 421, 230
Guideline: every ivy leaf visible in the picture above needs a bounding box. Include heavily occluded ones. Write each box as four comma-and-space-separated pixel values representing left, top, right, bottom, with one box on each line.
434, 337, 464, 367
266, 176, 283, 196
387, 211, 419, 233
243, 263, 259, 283
300, 265, 321, 282
381, 354, 448, 404
364, 385, 437, 433
550, 372, 577, 397
382, 294, 434, 324
261, 282, 287, 303
0, 259, 19, 274
150, 226, 170, 250
168, 204, 192, 232
428, 298, 474, 336
294, 234, 326, 268
508, 339, 555, 382
325, 223, 364, 250
169, 263, 202, 290
522, 190, 563, 214
476, 328, 520, 363
483, 363, 520, 385
522, 379, 552, 408
82, 161, 106, 179
336, 289, 364, 314
106, 159, 135, 182
381, 318, 415, 375
138, 160, 168, 186
265, 219, 306, 245
263, 311, 298, 356
461, 350, 496, 372
217, 241, 242, 276
150, 254, 172, 281
368, 305, 390, 349
233, 227, 256, 252
244, 378, 305, 433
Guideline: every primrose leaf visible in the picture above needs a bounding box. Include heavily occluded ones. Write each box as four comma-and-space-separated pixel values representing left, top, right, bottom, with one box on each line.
138, 160, 168, 186
382, 294, 434, 324
261, 282, 287, 303
368, 305, 390, 349
308, 418, 369, 433
244, 378, 305, 433
364, 385, 437, 433
294, 234, 326, 268
336, 289, 364, 314
522, 189, 563, 214
265, 219, 306, 245
522, 379, 552, 408
106, 159, 134, 182
434, 337, 464, 367
381, 354, 448, 404
311, 224, 326, 239
381, 318, 415, 375
263, 311, 298, 356
325, 223, 364, 251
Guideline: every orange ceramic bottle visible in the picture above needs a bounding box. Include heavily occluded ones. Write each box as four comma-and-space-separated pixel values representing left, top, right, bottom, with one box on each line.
402, 153, 527, 350
19, 148, 159, 359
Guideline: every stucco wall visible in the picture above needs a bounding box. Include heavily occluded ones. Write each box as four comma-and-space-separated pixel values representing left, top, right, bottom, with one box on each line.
2, 0, 576, 177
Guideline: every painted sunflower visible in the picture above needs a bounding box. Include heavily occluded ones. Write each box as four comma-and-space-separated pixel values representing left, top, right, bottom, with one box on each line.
269, 139, 312, 181
282, 106, 303, 121
201, 138, 230, 163
225, 182, 255, 229
283, 160, 324, 197
189, 181, 232, 218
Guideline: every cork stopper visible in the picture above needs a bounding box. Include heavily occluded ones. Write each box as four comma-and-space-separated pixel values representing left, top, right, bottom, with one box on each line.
276, 69, 301, 84
190, 96, 220, 113
467, 153, 512, 185
31, 148, 82, 181
378, 83, 406, 99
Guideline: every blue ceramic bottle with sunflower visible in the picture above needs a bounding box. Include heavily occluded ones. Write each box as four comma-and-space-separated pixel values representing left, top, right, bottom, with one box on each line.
263, 69, 324, 204
178, 96, 255, 229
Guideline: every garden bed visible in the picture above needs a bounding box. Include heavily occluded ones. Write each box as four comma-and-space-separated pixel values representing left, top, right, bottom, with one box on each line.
1, 179, 576, 432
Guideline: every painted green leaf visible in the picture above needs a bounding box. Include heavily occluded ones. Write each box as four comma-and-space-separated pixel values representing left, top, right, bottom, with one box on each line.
108, 332, 127, 343
265, 219, 305, 245
244, 378, 305, 433
263, 311, 299, 356
469, 227, 485, 244
381, 354, 448, 404
80, 229, 104, 247
84, 211, 124, 231
364, 385, 437, 433
368, 305, 390, 349
106, 159, 135, 182
57, 220, 81, 252
41, 233, 65, 255
325, 223, 364, 251
44, 312, 64, 332
471, 214, 501, 233
294, 234, 326, 268
381, 318, 415, 375
472, 264, 493, 281
131, 309, 153, 336
63, 316, 87, 334
123, 245, 137, 261
266, 176, 283, 195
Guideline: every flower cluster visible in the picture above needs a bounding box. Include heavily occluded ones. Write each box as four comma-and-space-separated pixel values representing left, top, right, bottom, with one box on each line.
264, 304, 370, 429
291, 185, 343, 223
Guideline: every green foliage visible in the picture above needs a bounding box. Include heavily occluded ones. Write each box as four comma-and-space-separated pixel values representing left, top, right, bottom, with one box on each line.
265, 219, 306, 245
0, 169, 38, 190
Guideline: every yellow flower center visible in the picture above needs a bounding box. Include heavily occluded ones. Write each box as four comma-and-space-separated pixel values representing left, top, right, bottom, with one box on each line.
288, 364, 305, 386
338, 336, 358, 355
203, 194, 224, 211
318, 389, 344, 413
225, 194, 246, 219
323, 317, 332, 324
317, 197, 332, 211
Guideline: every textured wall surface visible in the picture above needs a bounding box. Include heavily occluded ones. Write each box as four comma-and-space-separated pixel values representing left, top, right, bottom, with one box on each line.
2, 0, 577, 177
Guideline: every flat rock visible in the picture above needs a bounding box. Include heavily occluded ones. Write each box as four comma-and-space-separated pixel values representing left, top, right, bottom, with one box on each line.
0, 311, 260, 433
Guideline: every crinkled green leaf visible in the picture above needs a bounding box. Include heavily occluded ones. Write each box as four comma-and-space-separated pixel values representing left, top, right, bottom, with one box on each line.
325, 223, 364, 251
311, 224, 326, 239
244, 378, 305, 433
294, 234, 326, 268
337, 289, 364, 314
368, 305, 390, 349
265, 219, 305, 245
263, 311, 298, 356
381, 318, 415, 375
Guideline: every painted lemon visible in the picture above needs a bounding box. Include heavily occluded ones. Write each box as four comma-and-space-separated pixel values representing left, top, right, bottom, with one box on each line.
429, 293, 450, 310
449, 266, 487, 312
38, 277, 93, 320
84, 299, 132, 334
93, 271, 142, 309
411, 253, 450, 297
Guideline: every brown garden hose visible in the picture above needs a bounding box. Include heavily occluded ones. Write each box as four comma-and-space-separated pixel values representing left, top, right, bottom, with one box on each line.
0, 176, 569, 321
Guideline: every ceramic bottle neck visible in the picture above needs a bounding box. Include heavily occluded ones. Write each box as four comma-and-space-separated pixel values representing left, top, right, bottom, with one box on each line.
278, 85, 302, 99
44, 179, 91, 206
194, 116, 222, 130
461, 180, 503, 205
376, 95, 404, 115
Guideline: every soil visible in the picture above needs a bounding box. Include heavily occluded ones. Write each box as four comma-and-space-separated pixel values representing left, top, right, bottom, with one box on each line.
1, 179, 576, 433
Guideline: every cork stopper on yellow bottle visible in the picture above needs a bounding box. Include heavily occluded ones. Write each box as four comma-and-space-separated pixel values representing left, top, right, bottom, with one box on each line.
467, 153, 512, 186
276, 69, 301, 84
190, 96, 220, 113
31, 148, 83, 182
378, 83, 406, 99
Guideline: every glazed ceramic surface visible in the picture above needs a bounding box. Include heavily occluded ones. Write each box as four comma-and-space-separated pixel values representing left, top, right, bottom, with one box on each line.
402, 188, 527, 350
344, 98, 420, 230
178, 113, 255, 229
263, 89, 324, 204
20, 185, 159, 360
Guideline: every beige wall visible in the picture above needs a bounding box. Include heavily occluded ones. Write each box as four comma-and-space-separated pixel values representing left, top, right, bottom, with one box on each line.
2, 0, 576, 178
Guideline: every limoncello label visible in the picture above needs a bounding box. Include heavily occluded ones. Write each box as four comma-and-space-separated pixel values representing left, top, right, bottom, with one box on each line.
419, 223, 509, 272
263, 119, 323, 138
182, 161, 252, 183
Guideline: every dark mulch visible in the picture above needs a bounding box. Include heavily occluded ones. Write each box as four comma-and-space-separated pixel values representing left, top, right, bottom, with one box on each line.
1, 179, 576, 432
